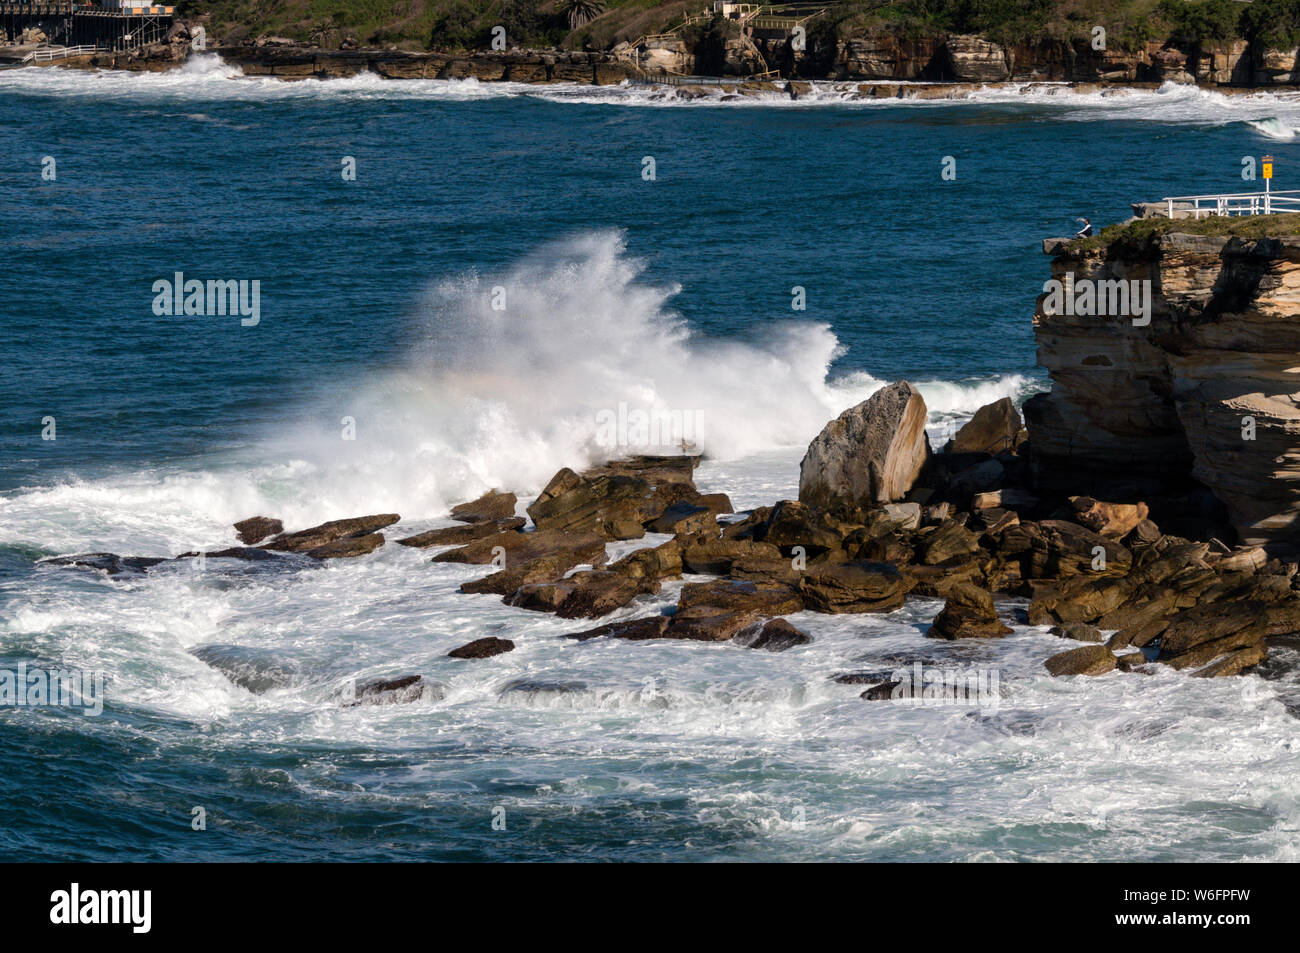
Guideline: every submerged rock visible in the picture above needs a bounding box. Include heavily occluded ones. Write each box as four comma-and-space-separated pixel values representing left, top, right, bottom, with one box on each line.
447, 636, 515, 659
347, 674, 441, 706
732, 618, 811, 652
1044, 644, 1117, 676
41, 553, 166, 576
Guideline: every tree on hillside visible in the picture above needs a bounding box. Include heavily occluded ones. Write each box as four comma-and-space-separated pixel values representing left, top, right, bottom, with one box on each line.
559, 0, 607, 30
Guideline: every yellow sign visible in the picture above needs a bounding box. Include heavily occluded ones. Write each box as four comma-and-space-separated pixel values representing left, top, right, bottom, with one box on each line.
1263, 154, 1274, 180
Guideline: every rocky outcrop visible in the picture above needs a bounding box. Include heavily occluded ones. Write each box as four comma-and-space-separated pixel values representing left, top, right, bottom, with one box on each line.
261, 514, 399, 553
799, 381, 931, 512
927, 584, 1011, 639
944, 34, 1009, 82
1026, 228, 1300, 551
950, 397, 1022, 455
233, 516, 283, 544
450, 490, 517, 523
447, 637, 515, 659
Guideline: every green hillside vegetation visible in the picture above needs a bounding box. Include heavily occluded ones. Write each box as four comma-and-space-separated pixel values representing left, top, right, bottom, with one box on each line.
174, 0, 1300, 55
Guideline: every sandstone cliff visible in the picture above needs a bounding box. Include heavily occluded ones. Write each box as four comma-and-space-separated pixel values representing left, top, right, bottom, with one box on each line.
1025, 220, 1300, 552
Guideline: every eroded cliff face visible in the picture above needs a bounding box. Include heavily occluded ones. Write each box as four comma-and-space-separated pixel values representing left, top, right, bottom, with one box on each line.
1025, 231, 1300, 551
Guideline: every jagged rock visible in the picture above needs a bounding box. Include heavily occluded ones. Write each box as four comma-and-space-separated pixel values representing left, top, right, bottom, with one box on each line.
799, 561, 906, 613
307, 532, 385, 559
732, 618, 810, 652
233, 516, 283, 544
508, 569, 647, 619
927, 584, 1011, 639
42, 553, 166, 576
346, 675, 438, 706
432, 527, 605, 567
1069, 497, 1149, 539
1044, 644, 1116, 676
447, 637, 515, 659
919, 520, 982, 565
860, 681, 902, 701
882, 502, 922, 530
971, 488, 1037, 511
397, 517, 525, 547
681, 538, 781, 575
951, 398, 1022, 455
944, 34, 1009, 82
1027, 229, 1300, 550
646, 501, 716, 535
669, 579, 804, 640
1049, 621, 1104, 642
607, 539, 683, 583
460, 551, 589, 595
798, 381, 931, 511
566, 616, 672, 641
526, 469, 653, 538
449, 489, 517, 523
1191, 642, 1268, 677
263, 514, 399, 553
762, 500, 847, 554
1030, 520, 1131, 577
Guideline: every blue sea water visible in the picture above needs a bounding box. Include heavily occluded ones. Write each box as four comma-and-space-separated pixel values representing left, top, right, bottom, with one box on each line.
2, 61, 1299, 861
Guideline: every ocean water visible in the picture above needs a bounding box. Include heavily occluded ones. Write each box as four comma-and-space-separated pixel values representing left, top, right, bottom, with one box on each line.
2, 59, 1299, 861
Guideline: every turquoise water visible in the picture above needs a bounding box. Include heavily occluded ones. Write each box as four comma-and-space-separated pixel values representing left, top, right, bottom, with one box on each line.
2, 61, 1299, 861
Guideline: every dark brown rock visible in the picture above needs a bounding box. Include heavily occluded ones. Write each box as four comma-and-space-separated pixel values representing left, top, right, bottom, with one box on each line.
431, 527, 605, 567
681, 538, 782, 575
449, 489, 518, 523
927, 584, 1012, 639
263, 514, 400, 553
306, 532, 385, 559
508, 570, 646, 619
732, 618, 811, 652
233, 516, 283, 545
397, 517, 525, 548
447, 636, 515, 659
951, 397, 1022, 455
565, 616, 672, 641
799, 561, 906, 613
1044, 644, 1117, 676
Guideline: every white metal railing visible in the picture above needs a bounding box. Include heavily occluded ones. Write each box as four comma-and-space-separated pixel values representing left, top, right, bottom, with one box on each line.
21, 46, 99, 64
1162, 190, 1300, 219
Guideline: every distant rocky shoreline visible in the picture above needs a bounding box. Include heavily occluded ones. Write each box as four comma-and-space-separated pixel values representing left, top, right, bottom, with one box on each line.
18, 30, 1300, 98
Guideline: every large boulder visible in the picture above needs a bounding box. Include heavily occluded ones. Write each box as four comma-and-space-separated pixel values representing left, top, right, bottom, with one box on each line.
799, 561, 906, 613
799, 381, 931, 512
927, 584, 1012, 639
950, 397, 1022, 455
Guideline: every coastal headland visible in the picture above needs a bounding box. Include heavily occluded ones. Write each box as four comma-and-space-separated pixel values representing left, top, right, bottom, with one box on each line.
45, 212, 1300, 689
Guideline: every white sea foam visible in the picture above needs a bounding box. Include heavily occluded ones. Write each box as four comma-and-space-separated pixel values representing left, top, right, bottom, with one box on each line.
7, 57, 1300, 129
0, 230, 1033, 552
